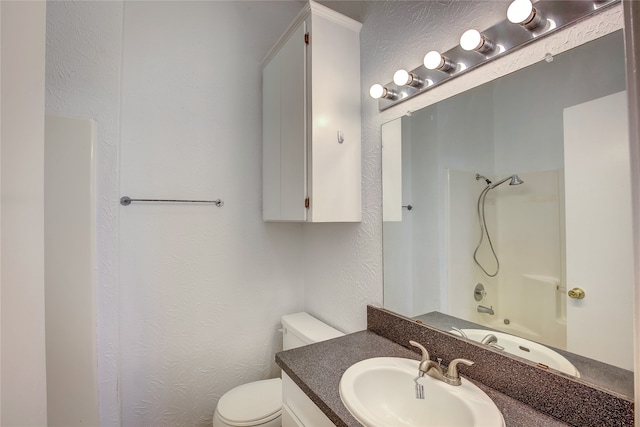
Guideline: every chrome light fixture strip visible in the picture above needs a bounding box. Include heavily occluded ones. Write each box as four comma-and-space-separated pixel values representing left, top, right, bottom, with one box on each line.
377, 0, 619, 111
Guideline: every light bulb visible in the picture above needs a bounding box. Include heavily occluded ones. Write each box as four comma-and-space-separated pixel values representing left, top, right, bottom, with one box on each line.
507, 0, 533, 24
460, 29, 482, 51
369, 84, 385, 99
393, 70, 410, 86
460, 29, 495, 53
507, 0, 545, 30
424, 51, 444, 70
369, 84, 396, 100
393, 69, 425, 87
424, 51, 455, 73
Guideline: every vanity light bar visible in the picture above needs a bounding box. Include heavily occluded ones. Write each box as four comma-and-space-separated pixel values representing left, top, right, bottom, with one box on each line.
375, 0, 619, 111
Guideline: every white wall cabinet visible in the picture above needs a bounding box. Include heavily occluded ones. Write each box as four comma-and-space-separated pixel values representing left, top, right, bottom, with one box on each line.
262, 1, 362, 222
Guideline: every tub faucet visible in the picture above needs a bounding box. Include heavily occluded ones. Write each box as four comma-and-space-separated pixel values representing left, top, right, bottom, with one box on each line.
409, 341, 474, 386
480, 333, 498, 345
481, 333, 505, 351
477, 304, 494, 315
451, 327, 468, 338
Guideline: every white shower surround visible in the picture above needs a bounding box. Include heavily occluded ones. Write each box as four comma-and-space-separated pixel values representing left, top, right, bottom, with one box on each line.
447, 169, 566, 349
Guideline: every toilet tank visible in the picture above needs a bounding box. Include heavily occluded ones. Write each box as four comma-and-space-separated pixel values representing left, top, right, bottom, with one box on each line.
281, 312, 344, 350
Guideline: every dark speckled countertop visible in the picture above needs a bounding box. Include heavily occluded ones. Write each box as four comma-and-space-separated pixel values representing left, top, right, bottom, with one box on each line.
414, 311, 634, 398
276, 330, 570, 427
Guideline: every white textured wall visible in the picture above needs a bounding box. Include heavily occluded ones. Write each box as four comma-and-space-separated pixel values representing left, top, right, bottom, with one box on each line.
492, 30, 626, 174
118, 3, 304, 425
1, 1, 48, 425
46, 2, 304, 425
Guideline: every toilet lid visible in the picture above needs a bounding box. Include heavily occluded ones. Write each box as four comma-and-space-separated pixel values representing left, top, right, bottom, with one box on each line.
217, 378, 282, 426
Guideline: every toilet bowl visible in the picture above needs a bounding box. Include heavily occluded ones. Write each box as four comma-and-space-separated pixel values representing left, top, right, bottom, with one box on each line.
213, 378, 282, 427
212, 312, 343, 427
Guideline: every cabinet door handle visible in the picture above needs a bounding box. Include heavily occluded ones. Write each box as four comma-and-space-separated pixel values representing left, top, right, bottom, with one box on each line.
337, 130, 344, 144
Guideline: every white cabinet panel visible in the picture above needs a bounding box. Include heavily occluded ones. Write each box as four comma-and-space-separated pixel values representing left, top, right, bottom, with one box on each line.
262, 55, 282, 221
307, 12, 361, 222
263, 23, 306, 221
282, 373, 335, 426
279, 23, 307, 221
282, 405, 304, 427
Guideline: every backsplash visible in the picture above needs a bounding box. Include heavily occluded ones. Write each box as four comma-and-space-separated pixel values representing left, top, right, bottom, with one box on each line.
367, 306, 634, 427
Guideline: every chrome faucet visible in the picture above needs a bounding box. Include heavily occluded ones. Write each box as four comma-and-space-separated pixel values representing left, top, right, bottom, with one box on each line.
480, 333, 498, 345
451, 326, 468, 338
477, 304, 495, 315
409, 341, 474, 386
480, 333, 505, 350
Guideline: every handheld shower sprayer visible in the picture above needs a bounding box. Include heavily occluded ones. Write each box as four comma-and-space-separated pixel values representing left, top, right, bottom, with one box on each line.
475, 173, 492, 185
473, 173, 524, 277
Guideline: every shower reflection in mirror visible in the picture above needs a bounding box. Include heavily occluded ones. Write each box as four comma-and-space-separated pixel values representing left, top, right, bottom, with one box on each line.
473, 173, 524, 277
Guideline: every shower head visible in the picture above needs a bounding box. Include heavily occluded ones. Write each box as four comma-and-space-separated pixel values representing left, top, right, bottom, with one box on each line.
489, 174, 524, 189
509, 174, 524, 186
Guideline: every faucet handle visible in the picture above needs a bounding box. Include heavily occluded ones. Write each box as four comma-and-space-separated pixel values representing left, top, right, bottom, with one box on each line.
409, 340, 430, 363
444, 358, 475, 385
480, 333, 498, 345
451, 327, 468, 338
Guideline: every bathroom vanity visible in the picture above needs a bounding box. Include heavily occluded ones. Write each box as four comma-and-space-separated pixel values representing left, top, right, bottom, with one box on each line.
276, 306, 633, 426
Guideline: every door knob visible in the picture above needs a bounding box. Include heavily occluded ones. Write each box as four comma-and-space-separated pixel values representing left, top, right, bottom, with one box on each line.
568, 287, 585, 299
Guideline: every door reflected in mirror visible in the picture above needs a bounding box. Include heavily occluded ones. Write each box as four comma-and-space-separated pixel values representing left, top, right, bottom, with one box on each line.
382, 30, 634, 397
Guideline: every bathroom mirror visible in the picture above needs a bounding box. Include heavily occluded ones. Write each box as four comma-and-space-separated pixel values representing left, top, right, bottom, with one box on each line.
382, 29, 634, 397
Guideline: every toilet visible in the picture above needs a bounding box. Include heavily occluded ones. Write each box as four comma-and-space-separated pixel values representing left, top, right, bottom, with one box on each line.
212, 312, 344, 427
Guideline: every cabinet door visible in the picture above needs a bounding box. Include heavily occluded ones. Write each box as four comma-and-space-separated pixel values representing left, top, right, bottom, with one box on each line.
308, 13, 361, 222
282, 373, 335, 426
263, 23, 307, 221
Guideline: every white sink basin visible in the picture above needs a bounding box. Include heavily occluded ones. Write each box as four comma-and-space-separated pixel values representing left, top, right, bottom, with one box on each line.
339, 357, 505, 427
451, 329, 580, 377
